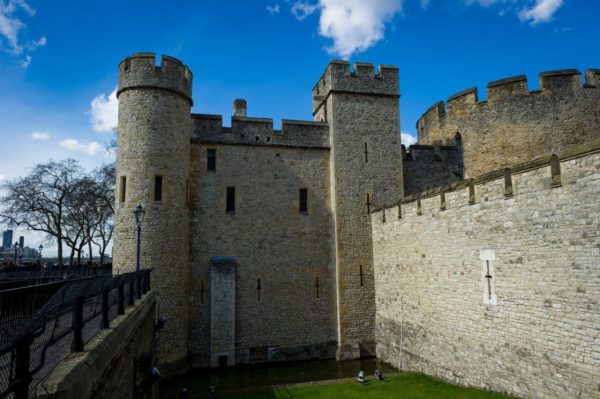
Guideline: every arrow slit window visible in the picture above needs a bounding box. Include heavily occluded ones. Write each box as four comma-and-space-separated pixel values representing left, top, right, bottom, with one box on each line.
480, 250, 497, 305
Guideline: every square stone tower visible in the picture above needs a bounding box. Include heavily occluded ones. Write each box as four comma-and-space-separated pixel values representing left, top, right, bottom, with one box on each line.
312, 61, 404, 358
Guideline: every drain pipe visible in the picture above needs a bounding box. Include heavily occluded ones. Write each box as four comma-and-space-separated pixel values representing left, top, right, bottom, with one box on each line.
400, 297, 404, 370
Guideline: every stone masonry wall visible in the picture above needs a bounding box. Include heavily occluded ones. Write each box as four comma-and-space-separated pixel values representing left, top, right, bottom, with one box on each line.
416, 69, 600, 178
188, 142, 337, 367
313, 61, 404, 357
192, 114, 329, 148
114, 53, 191, 369
38, 291, 157, 399
403, 145, 460, 195
372, 142, 600, 398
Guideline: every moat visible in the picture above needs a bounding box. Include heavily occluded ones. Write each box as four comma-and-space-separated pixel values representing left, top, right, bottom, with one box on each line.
159, 358, 397, 398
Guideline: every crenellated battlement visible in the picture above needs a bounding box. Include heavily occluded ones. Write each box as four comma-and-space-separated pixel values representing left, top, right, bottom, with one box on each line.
117, 53, 193, 104
312, 60, 399, 117
415, 68, 600, 177
191, 113, 329, 148
417, 68, 598, 136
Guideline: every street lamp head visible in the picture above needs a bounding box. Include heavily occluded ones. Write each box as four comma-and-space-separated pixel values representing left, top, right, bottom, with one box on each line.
39, 244, 43, 252
134, 204, 146, 226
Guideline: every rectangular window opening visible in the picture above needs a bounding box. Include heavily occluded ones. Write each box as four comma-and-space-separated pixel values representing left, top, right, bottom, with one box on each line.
299, 188, 308, 213
226, 187, 235, 213
207, 149, 216, 171
119, 176, 126, 203
315, 277, 320, 298
364, 143, 369, 163
257, 278, 262, 302
154, 175, 163, 202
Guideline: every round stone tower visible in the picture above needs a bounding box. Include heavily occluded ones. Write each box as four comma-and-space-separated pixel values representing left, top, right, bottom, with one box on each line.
114, 53, 192, 368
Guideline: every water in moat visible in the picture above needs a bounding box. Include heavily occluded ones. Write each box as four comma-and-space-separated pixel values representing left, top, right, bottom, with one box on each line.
160, 358, 397, 398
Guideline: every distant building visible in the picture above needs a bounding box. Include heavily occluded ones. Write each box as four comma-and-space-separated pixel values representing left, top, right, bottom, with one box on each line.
2, 230, 13, 248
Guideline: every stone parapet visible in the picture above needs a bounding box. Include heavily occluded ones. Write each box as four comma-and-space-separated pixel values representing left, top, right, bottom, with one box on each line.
416, 68, 600, 177
117, 53, 193, 104
37, 291, 157, 399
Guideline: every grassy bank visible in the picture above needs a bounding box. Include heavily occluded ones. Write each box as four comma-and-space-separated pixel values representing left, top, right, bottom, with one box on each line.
210, 373, 515, 399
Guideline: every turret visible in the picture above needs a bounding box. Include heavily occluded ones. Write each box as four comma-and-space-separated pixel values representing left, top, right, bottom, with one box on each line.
312, 61, 403, 359
113, 53, 192, 369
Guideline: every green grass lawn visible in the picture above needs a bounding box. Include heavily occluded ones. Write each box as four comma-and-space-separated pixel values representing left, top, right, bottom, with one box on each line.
214, 373, 515, 399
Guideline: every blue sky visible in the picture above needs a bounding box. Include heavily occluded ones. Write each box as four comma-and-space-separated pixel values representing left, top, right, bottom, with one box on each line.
0, 0, 598, 253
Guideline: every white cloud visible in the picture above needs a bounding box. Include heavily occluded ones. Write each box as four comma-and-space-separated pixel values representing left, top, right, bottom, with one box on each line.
266, 4, 281, 14
293, 0, 403, 59
519, 0, 562, 24
292, 1, 319, 20
90, 88, 118, 133
30, 131, 50, 140
0, 0, 44, 55
464, 0, 563, 24
59, 139, 103, 156
0, 174, 5, 182
319, 0, 403, 59
19, 53, 30, 68
420, 0, 431, 10
401, 132, 417, 146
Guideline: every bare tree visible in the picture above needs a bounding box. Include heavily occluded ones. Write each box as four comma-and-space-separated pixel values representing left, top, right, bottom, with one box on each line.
0, 159, 82, 266
89, 164, 115, 265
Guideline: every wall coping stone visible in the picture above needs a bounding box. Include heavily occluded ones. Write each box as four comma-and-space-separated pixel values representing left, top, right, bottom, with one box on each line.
37, 290, 157, 399
373, 137, 600, 212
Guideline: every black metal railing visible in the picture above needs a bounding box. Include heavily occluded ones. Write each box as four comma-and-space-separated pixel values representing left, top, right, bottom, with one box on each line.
0, 265, 113, 282
0, 269, 151, 399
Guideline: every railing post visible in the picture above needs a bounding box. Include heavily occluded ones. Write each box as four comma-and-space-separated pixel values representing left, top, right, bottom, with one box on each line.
101, 288, 110, 329
15, 333, 33, 399
129, 280, 134, 306
72, 296, 84, 352
136, 274, 142, 300
118, 283, 125, 315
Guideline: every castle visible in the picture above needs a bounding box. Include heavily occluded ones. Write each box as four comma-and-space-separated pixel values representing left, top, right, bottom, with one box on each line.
113, 53, 600, 398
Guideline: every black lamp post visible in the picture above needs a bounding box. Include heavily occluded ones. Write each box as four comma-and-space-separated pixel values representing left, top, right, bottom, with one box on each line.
38, 244, 43, 267
134, 204, 146, 272
13, 242, 18, 266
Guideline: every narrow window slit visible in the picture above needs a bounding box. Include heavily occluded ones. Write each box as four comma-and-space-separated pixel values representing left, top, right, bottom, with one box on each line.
299, 188, 308, 213
154, 175, 163, 202
119, 176, 126, 203
207, 149, 216, 171
226, 187, 235, 213
257, 278, 262, 302
359, 265, 364, 287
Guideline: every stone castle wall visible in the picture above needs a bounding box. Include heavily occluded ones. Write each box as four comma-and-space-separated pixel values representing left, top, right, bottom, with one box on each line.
114, 53, 191, 368
192, 114, 329, 148
312, 61, 404, 357
187, 138, 337, 366
416, 69, 600, 178
371, 141, 600, 398
402, 145, 460, 195
38, 291, 157, 399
